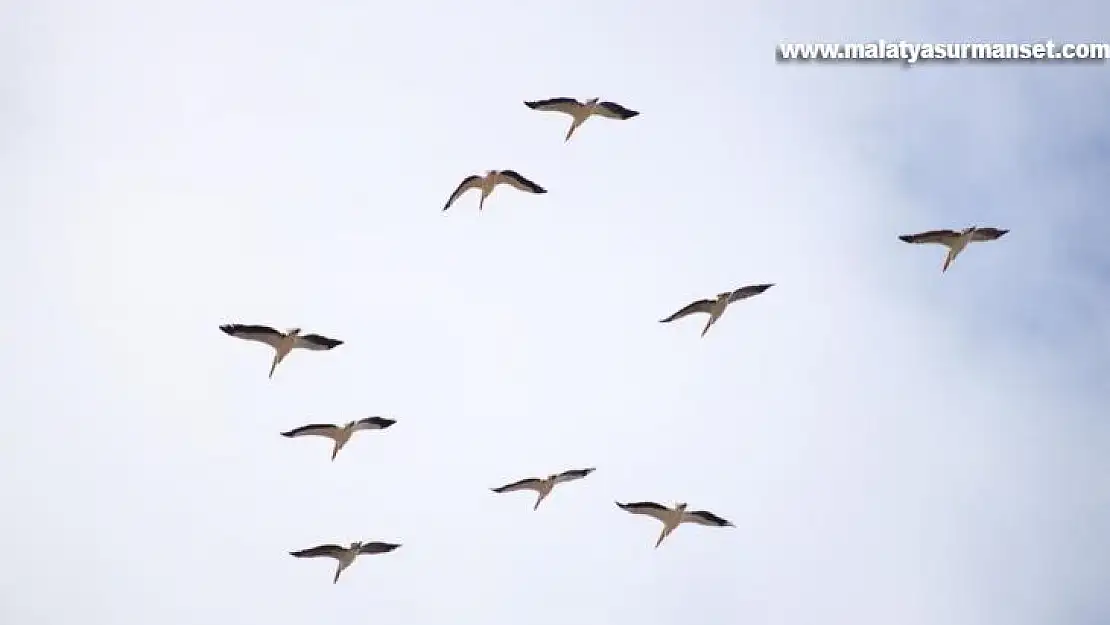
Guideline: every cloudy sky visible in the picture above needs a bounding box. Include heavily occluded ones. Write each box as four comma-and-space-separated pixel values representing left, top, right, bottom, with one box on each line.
3, 0, 1108, 624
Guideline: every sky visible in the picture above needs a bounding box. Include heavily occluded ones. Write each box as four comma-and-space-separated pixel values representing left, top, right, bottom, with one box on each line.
2, 0, 1108, 624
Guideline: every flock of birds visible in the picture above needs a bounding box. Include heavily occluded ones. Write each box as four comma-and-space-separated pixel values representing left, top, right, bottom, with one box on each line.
217, 96, 1010, 585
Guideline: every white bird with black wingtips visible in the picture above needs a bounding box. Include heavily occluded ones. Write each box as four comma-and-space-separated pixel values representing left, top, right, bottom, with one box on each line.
289, 541, 401, 584
491, 467, 595, 510
898, 226, 1009, 273
281, 417, 396, 461
615, 501, 734, 548
523, 97, 639, 142
660, 283, 774, 337
442, 170, 547, 212
219, 324, 343, 378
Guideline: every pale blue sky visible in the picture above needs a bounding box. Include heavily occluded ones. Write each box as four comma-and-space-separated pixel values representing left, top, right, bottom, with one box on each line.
2, 0, 1108, 624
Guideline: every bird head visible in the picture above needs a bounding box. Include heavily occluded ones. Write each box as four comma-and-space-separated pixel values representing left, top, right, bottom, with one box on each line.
587, 97, 600, 105
287, 328, 302, 336
963, 226, 977, 235
676, 502, 688, 511
350, 541, 362, 550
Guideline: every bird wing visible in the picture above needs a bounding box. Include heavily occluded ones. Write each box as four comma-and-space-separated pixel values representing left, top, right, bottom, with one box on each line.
971, 227, 1008, 242
898, 229, 959, 245
358, 542, 401, 555
595, 101, 639, 119
729, 283, 774, 302
293, 333, 343, 350
659, 299, 714, 323
290, 544, 346, 560
219, 324, 284, 348
616, 501, 671, 523
496, 170, 546, 194
683, 509, 734, 527
281, 424, 341, 439
444, 175, 483, 210
491, 477, 544, 493
353, 416, 396, 432
524, 97, 583, 116
553, 467, 595, 485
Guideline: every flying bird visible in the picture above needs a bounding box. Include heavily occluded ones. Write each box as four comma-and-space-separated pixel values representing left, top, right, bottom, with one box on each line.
443, 170, 547, 212
523, 97, 639, 142
615, 501, 734, 548
219, 324, 343, 378
491, 467, 595, 510
281, 417, 397, 461
898, 226, 1009, 272
660, 283, 774, 337
289, 541, 401, 584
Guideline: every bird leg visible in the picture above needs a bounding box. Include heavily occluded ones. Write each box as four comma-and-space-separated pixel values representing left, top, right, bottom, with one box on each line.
565, 118, 584, 142
942, 248, 956, 273
654, 525, 675, 548
533, 490, 549, 511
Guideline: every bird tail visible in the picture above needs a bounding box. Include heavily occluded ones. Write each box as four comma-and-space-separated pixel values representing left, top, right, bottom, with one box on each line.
333, 564, 342, 584
268, 353, 280, 378
330, 442, 340, 461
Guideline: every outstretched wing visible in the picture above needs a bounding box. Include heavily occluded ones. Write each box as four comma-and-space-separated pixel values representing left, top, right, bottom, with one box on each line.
616, 501, 671, 523
353, 416, 396, 432
220, 324, 283, 348
281, 424, 341, 439
729, 283, 774, 303
358, 542, 401, 555
659, 299, 714, 323
898, 230, 959, 245
444, 175, 483, 211
971, 227, 1008, 242
524, 97, 583, 116
294, 334, 343, 350
290, 544, 346, 560
491, 477, 544, 494
683, 509, 734, 527
496, 170, 546, 194
553, 467, 595, 485
596, 101, 639, 120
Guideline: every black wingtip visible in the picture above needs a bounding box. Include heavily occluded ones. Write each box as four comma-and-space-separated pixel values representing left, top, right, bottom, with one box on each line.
279, 431, 295, 437
897, 235, 913, 243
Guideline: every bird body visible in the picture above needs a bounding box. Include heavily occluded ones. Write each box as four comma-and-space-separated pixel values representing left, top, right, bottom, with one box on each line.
491, 467, 595, 510
443, 170, 546, 212
615, 501, 734, 548
289, 541, 401, 583
281, 416, 396, 460
659, 283, 774, 337
524, 97, 639, 141
219, 324, 343, 378
898, 226, 1008, 272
